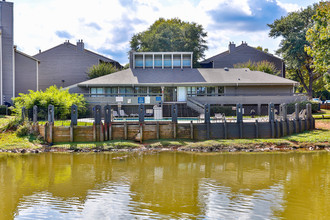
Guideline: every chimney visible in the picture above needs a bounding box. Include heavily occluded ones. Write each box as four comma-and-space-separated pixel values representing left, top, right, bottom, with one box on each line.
77, 39, 84, 51
229, 42, 236, 53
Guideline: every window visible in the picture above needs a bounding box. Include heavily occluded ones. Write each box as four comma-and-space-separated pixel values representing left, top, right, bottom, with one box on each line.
197, 87, 206, 96
183, 54, 192, 67
218, 86, 224, 95
119, 87, 134, 97
91, 88, 104, 97
105, 87, 118, 97
149, 87, 162, 94
135, 55, 143, 67
145, 55, 153, 67
154, 55, 162, 67
134, 87, 147, 96
187, 87, 196, 97
164, 55, 172, 67
173, 55, 181, 67
207, 87, 216, 96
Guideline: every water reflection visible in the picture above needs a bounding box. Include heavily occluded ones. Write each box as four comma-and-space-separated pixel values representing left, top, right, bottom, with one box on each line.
0, 152, 328, 219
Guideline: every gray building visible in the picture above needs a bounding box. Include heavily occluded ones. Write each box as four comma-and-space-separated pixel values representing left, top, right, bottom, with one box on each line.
200, 42, 285, 77
34, 40, 122, 91
72, 51, 306, 116
0, 0, 39, 104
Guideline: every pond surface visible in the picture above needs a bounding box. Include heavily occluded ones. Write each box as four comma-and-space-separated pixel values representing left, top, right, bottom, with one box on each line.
0, 151, 329, 219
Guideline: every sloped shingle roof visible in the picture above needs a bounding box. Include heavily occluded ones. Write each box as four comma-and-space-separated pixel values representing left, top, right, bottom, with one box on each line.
78, 68, 298, 87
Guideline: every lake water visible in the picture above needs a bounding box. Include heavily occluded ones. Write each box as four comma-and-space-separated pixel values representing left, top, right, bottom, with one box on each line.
0, 151, 329, 219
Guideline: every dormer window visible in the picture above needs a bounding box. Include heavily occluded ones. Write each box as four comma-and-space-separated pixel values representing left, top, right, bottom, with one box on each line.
131, 52, 193, 69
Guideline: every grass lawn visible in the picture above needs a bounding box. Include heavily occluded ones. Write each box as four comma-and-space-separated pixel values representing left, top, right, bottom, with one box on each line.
0, 132, 41, 150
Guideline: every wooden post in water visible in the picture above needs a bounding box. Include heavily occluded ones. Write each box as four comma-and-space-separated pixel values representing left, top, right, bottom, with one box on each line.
100, 122, 104, 142
157, 121, 160, 139
109, 123, 112, 140
255, 119, 259, 138
190, 121, 193, 140
70, 123, 74, 142
224, 118, 227, 139
124, 122, 128, 140
205, 104, 210, 139
93, 122, 96, 142
172, 104, 178, 139
140, 123, 143, 143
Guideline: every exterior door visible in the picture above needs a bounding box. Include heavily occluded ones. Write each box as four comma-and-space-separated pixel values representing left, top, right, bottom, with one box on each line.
177, 87, 187, 102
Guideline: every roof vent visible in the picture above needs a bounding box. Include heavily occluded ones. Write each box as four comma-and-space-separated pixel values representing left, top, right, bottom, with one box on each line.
224, 67, 229, 71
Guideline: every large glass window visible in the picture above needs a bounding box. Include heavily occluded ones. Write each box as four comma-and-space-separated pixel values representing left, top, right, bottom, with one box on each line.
164, 87, 177, 102
196, 87, 206, 96
149, 87, 162, 94
105, 87, 118, 97
134, 87, 147, 96
207, 87, 216, 96
135, 55, 143, 67
145, 55, 153, 67
91, 88, 104, 97
154, 55, 162, 67
183, 54, 191, 67
173, 55, 181, 67
187, 87, 196, 97
164, 55, 172, 67
218, 86, 224, 95
119, 87, 134, 97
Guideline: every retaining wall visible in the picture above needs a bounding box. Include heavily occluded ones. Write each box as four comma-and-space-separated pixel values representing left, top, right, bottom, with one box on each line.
38, 118, 315, 143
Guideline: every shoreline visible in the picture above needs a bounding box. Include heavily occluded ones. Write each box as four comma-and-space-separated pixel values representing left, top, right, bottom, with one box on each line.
1, 142, 329, 154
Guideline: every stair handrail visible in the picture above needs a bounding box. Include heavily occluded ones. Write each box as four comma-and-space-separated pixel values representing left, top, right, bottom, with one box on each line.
187, 97, 205, 109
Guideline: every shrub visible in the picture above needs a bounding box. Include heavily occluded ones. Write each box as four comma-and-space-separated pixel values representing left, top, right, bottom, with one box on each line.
88, 62, 120, 79
16, 123, 31, 137
13, 85, 87, 120
211, 106, 236, 116
287, 101, 319, 114
0, 116, 22, 132
234, 60, 280, 75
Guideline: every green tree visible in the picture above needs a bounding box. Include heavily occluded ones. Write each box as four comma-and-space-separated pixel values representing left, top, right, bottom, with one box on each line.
13, 86, 86, 119
305, 1, 330, 88
268, 4, 325, 98
256, 46, 269, 53
88, 62, 119, 79
130, 18, 208, 67
234, 60, 280, 75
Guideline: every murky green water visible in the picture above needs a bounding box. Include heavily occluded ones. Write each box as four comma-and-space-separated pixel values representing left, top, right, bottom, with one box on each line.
0, 151, 329, 219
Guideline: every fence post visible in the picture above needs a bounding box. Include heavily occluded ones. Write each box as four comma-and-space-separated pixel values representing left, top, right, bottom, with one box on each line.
268, 103, 275, 122
224, 118, 227, 139
104, 105, 111, 141
205, 104, 210, 139
306, 103, 312, 130
171, 104, 177, 123
94, 105, 101, 125
190, 120, 194, 140
71, 104, 78, 126
157, 121, 160, 139
255, 119, 259, 138
139, 104, 145, 123
236, 104, 243, 138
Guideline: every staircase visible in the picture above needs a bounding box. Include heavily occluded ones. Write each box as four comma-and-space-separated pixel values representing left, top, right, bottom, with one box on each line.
187, 98, 205, 114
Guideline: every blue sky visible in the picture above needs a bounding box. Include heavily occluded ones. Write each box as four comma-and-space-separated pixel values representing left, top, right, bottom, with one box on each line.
13, 0, 320, 65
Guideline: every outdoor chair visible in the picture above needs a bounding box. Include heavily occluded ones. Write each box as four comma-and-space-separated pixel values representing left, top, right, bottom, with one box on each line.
198, 113, 205, 122
113, 110, 119, 118
119, 109, 128, 117
214, 113, 225, 122
145, 109, 153, 117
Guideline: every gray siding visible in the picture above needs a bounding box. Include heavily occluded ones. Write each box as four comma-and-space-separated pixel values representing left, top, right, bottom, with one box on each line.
213, 46, 283, 76
34, 43, 97, 90
225, 85, 293, 95
0, 1, 14, 104
202, 43, 285, 77
15, 51, 38, 96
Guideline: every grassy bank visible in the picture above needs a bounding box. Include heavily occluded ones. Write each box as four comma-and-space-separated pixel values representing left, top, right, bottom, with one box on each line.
0, 114, 329, 152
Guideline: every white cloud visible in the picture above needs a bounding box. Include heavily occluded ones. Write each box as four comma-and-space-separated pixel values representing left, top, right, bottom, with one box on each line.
12, 0, 318, 64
